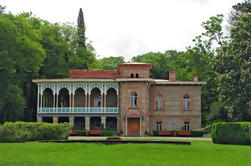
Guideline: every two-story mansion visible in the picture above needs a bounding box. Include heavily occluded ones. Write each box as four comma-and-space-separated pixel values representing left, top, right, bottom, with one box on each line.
32, 62, 206, 136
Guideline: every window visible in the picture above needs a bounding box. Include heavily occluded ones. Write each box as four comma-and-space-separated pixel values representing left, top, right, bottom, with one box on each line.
155, 95, 163, 110
156, 121, 162, 131
136, 73, 139, 78
130, 92, 138, 108
183, 95, 191, 110
184, 121, 190, 131
131, 73, 134, 78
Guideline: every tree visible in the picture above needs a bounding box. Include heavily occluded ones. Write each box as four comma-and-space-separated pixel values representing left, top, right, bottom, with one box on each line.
213, 14, 251, 121
77, 8, 86, 48
0, 13, 45, 122
228, 0, 251, 26
0, 5, 5, 14
99, 56, 125, 70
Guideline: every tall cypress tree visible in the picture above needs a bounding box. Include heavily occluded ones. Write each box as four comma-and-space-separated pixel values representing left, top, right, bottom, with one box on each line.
77, 8, 86, 48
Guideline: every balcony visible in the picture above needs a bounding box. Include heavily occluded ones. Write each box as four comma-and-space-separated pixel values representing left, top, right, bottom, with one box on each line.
38, 107, 118, 114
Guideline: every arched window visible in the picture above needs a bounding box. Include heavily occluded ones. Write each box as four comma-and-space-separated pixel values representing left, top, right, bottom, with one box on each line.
184, 121, 190, 131
183, 95, 191, 110
136, 73, 139, 78
131, 73, 134, 78
130, 92, 138, 108
155, 95, 163, 110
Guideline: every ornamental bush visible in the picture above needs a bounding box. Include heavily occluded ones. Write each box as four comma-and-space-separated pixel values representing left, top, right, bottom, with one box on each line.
102, 130, 117, 136
0, 122, 72, 142
211, 122, 251, 145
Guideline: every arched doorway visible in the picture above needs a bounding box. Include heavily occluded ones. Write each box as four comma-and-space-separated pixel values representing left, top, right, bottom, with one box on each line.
74, 88, 86, 107
106, 88, 117, 107
58, 88, 69, 107
43, 88, 53, 108
90, 88, 102, 107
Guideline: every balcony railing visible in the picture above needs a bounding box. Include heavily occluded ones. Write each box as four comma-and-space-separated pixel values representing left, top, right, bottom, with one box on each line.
38, 107, 118, 114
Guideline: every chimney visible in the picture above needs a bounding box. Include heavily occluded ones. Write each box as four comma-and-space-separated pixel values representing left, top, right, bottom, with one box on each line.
193, 75, 198, 82
169, 70, 176, 81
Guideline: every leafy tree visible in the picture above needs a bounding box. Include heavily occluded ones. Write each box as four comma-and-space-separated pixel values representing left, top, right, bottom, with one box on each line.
99, 56, 125, 70
228, 0, 251, 26
213, 14, 251, 121
0, 13, 45, 122
0, 5, 5, 14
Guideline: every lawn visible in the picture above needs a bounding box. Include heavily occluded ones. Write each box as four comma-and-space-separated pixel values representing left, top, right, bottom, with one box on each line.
0, 140, 250, 166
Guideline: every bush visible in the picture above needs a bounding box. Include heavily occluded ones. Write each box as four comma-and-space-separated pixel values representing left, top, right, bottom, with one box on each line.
101, 130, 117, 136
190, 131, 204, 137
212, 122, 251, 145
152, 130, 159, 136
0, 122, 72, 142
106, 136, 121, 140
75, 130, 87, 136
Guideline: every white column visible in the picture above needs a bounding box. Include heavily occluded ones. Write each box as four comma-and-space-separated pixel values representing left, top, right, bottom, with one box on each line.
85, 93, 87, 107
72, 93, 74, 112
41, 92, 43, 109
69, 117, 74, 127
85, 117, 90, 130
101, 117, 106, 128
69, 93, 72, 109
37, 88, 39, 112
56, 93, 58, 113
88, 92, 90, 111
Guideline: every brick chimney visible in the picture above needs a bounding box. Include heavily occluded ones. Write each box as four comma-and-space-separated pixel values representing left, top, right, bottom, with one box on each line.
193, 75, 198, 82
169, 70, 176, 81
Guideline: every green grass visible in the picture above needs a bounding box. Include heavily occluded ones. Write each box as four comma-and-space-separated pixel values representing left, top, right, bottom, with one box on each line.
0, 141, 251, 166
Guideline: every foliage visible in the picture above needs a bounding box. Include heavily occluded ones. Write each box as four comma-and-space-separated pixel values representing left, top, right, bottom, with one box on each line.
99, 56, 125, 70
0, 5, 5, 14
213, 14, 251, 121
0, 122, 71, 142
106, 136, 121, 140
0, 12, 97, 122
152, 130, 159, 136
228, 0, 251, 27
211, 122, 251, 145
74, 130, 88, 136
101, 130, 117, 136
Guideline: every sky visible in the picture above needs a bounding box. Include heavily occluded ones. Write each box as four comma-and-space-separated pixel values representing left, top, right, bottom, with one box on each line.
1, 0, 243, 60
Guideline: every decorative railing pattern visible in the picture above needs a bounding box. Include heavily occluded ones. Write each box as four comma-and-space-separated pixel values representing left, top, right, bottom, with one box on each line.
38, 107, 118, 114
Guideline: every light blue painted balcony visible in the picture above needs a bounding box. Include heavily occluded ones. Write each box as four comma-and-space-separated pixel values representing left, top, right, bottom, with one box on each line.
38, 107, 118, 114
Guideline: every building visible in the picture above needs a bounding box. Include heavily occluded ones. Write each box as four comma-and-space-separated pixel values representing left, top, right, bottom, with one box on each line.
32, 62, 206, 136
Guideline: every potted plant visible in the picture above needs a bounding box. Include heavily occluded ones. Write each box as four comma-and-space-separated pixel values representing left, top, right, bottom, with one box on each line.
144, 130, 148, 137
120, 130, 124, 137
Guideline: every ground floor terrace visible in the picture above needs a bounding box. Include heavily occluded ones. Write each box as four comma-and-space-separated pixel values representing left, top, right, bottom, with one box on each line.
37, 115, 146, 136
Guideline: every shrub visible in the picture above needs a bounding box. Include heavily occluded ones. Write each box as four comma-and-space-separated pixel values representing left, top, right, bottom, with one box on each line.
75, 130, 87, 136
0, 122, 72, 142
152, 130, 159, 136
212, 122, 251, 145
102, 130, 117, 136
190, 131, 204, 137
106, 136, 121, 140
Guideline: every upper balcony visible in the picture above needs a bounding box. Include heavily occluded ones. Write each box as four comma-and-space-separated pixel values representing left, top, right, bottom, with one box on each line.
37, 82, 119, 115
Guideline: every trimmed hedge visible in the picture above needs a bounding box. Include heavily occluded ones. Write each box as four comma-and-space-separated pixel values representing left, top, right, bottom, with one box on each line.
102, 130, 117, 136
152, 130, 204, 137
212, 122, 251, 145
75, 130, 87, 136
0, 122, 72, 142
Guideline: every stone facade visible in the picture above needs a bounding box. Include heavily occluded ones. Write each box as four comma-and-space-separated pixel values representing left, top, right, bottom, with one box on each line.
32, 62, 206, 136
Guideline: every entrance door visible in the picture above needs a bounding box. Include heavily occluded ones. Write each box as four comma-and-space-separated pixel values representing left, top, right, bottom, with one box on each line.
127, 118, 140, 136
